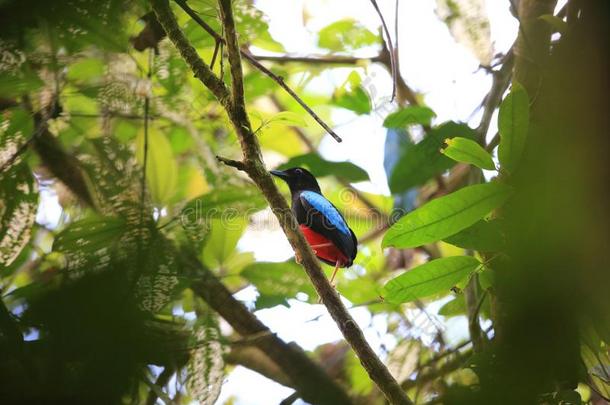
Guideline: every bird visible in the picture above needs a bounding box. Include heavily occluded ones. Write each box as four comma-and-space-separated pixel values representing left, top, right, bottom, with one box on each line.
270, 167, 357, 286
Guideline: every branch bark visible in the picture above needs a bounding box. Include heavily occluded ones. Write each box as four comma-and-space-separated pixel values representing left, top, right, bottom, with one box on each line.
150, 0, 413, 403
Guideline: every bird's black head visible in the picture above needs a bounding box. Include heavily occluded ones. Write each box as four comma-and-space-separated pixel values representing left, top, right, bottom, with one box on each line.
270, 167, 321, 194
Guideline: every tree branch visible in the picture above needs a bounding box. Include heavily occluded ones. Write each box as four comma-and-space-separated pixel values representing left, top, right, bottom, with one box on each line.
476, 49, 515, 144
151, 0, 412, 403
172, 0, 342, 143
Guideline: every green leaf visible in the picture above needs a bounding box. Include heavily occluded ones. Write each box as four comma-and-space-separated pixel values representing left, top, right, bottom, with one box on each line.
441, 137, 496, 170
438, 296, 466, 318
388, 122, 477, 194
382, 182, 512, 248
241, 261, 316, 301
332, 71, 372, 115
318, 19, 378, 51
383, 256, 480, 303
136, 127, 178, 205
0, 70, 43, 98
498, 82, 530, 173
202, 218, 247, 269
383, 106, 436, 128
251, 29, 285, 52
443, 219, 505, 252
539, 14, 568, 34
278, 153, 369, 182
67, 58, 105, 83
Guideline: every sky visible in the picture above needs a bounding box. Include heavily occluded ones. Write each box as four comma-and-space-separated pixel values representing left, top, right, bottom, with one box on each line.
33, 0, 566, 403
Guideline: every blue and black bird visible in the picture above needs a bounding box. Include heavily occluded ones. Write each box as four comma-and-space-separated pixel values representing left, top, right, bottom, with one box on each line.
271, 167, 357, 285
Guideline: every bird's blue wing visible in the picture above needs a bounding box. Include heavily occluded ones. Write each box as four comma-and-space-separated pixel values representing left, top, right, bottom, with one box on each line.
300, 191, 350, 236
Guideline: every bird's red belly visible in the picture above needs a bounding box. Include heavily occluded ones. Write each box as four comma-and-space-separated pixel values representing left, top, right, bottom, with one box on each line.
300, 224, 348, 266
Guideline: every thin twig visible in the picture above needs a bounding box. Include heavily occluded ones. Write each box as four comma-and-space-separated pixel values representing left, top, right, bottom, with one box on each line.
210, 39, 220, 69
215, 155, 247, 171
172, 0, 342, 143
250, 54, 381, 65
369, 0, 397, 101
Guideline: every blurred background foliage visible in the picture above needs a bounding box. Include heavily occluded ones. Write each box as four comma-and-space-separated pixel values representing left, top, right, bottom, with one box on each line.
0, 0, 608, 404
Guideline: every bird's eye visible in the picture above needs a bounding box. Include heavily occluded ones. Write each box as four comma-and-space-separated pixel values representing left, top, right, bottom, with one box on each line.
295, 168, 302, 174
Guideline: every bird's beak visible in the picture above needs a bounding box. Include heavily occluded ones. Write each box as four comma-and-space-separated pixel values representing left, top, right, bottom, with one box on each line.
270, 170, 289, 180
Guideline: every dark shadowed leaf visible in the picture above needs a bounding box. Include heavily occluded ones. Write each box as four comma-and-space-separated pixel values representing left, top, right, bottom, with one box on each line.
278, 153, 369, 182
388, 122, 477, 194
443, 219, 505, 251
438, 295, 467, 317
383, 106, 436, 128
383, 256, 480, 303
383, 182, 512, 248
498, 82, 529, 173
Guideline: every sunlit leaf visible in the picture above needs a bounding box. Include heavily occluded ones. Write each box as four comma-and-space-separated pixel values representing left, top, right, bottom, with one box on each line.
383, 182, 512, 248
441, 136, 495, 170
202, 218, 247, 269
498, 82, 530, 173
332, 71, 371, 115
383, 256, 480, 303
318, 19, 378, 51
136, 127, 178, 205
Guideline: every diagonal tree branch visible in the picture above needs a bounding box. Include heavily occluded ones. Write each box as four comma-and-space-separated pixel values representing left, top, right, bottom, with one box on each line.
150, 0, 413, 403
